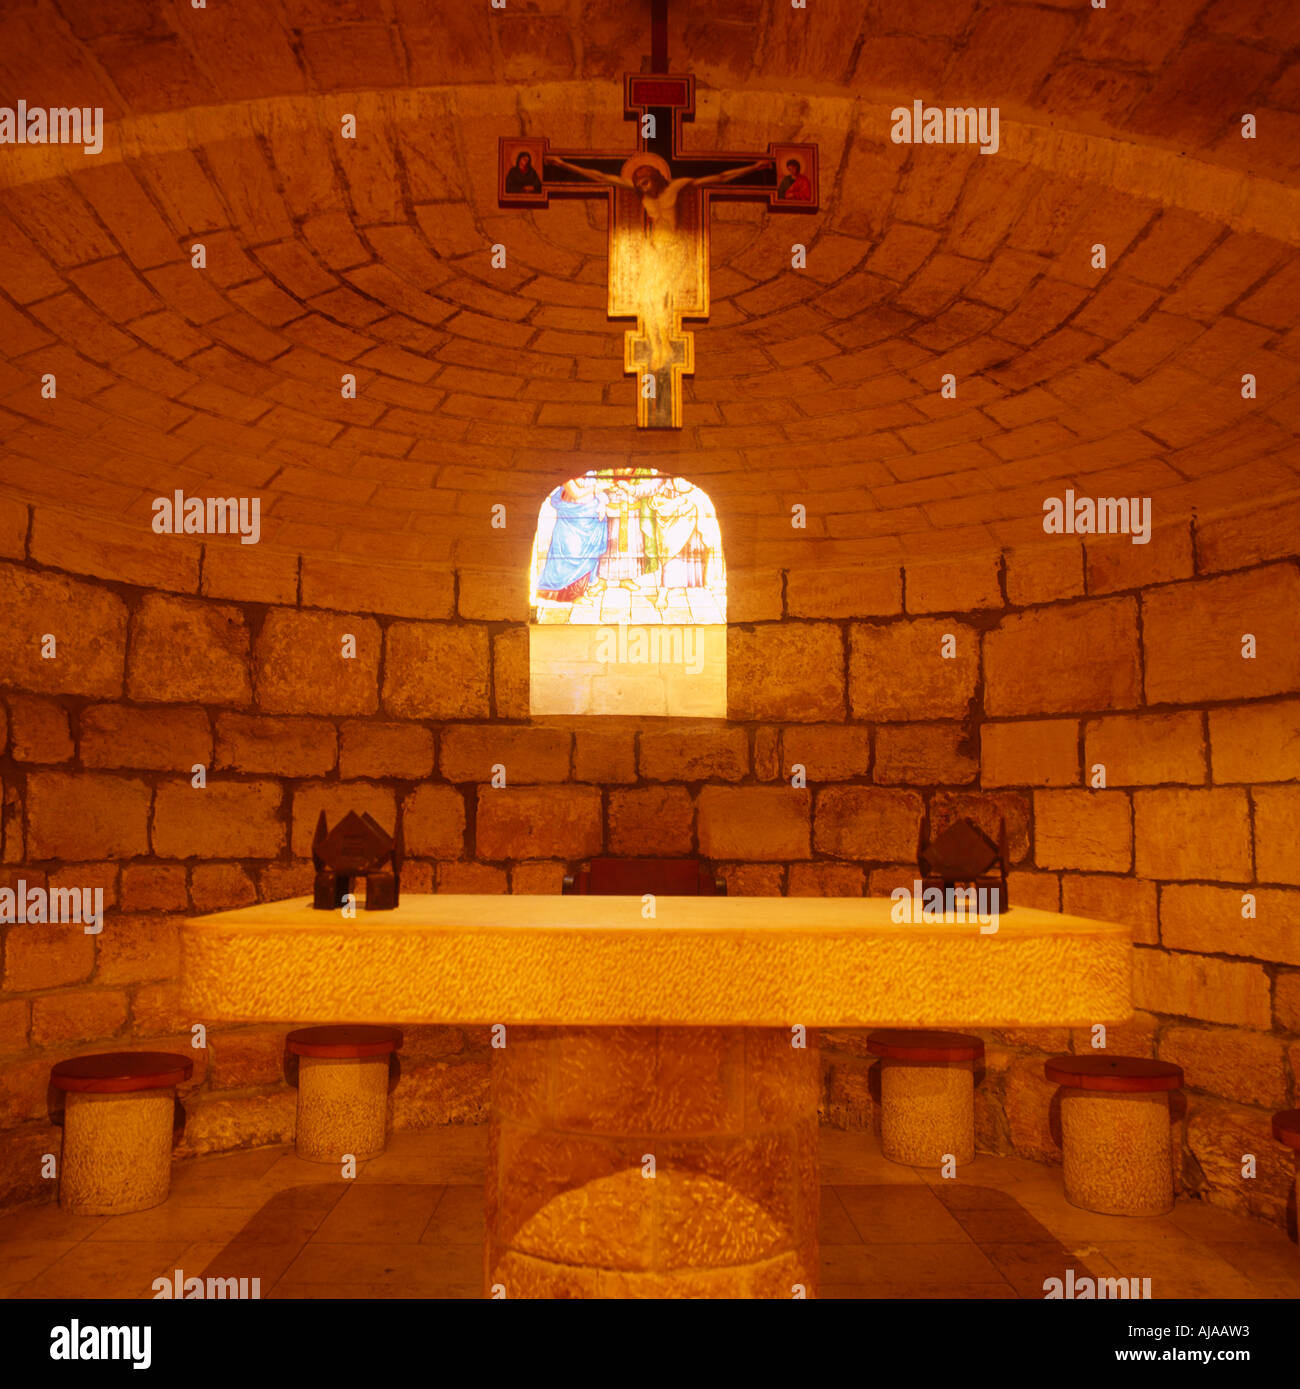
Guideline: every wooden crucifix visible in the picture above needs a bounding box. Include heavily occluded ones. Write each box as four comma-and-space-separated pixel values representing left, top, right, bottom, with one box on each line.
498, 0, 818, 429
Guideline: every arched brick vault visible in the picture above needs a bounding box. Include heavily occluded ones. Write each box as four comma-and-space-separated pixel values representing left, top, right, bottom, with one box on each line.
0, 1, 1299, 568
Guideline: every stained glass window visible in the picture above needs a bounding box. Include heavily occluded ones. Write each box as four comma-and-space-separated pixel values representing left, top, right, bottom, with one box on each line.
528, 470, 726, 716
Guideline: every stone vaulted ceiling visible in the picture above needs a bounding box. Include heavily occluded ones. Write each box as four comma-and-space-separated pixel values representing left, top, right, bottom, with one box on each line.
0, 0, 1298, 569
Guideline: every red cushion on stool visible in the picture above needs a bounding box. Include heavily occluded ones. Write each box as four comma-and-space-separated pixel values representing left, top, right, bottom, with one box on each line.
286, 1025, 403, 1059
1273, 1110, 1300, 1151
1045, 1054, 1182, 1093
51, 1052, 194, 1094
867, 1030, 984, 1062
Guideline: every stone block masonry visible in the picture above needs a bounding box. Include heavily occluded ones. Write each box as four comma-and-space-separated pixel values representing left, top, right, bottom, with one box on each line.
0, 492, 1296, 1232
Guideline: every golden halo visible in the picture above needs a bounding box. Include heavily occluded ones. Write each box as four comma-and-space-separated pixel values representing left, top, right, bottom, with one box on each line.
620, 151, 671, 183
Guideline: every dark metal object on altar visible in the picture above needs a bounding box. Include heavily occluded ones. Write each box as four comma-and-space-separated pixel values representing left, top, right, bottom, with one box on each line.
312, 810, 401, 911
917, 815, 1009, 913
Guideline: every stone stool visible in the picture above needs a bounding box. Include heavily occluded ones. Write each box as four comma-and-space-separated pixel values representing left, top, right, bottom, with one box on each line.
1273, 1110, 1300, 1245
1045, 1055, 1183, 1216
866, 1030, 984, 1168
50, 1052, 194, 1215
286, 1025, 402, 1164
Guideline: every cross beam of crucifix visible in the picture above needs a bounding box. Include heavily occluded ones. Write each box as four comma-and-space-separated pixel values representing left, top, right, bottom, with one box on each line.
498, 4, 818, 429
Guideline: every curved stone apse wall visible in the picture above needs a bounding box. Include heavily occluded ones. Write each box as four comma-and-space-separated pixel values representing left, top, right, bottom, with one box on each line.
0, 489, 1296, 1226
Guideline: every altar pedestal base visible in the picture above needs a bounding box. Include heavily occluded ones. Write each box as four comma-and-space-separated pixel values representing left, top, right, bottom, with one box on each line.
486, 1026, 820, 1298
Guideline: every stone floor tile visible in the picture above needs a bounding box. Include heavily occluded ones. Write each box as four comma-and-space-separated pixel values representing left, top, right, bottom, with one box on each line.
0, 1239, 80, 1285
0, 1203, 107, 1243
818, 1132, 926, 1185
259, 1154, 370, 1187
199, 1239, 306, 1293
1087, 1238, 1261, 1299
86, 1204, 258, 1244
836, 1185, 974, 1244
22, 1240, 192, 1299
358, 1127, 488, 1183
281, 1240, 481, 1291
819, 1240, 1014, 1297
160, 1175, 290, 1210
419, 1185, 485, 1246
170, 1147, 284, 1183
978, 1241, 1112, 1299
818, 1187, 862, 1244
269, 1280, 480, 1299
934, 1188, 1070, 1245
314, 1183, 443, 1245
1011, 1193, 1190, 1243
1167, 1198, 1291, 1243
232, 1183, 349, 1245
1206, 1238, 1300, 1286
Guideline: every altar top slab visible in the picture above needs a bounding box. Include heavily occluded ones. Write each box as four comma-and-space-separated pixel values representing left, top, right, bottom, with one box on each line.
182, 894, 1132, 1029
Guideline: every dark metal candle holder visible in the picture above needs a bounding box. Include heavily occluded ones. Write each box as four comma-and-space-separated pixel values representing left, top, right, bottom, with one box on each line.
917, 814, 1009, 914
311, 810, 402, 911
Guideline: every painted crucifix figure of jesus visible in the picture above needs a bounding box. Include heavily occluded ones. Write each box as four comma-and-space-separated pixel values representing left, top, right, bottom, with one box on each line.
545, 152, 769, 411
499, 8, 818, 429
547, 154, 769, 234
